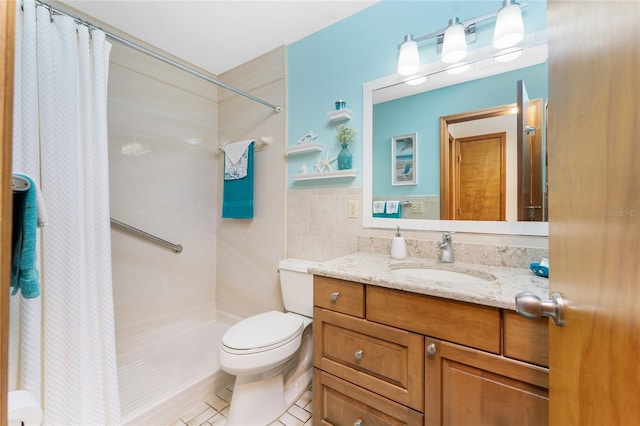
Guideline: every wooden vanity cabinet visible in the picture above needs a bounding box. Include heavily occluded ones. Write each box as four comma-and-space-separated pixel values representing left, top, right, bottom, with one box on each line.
312, 276, 549, 426
425, 339, 549, 425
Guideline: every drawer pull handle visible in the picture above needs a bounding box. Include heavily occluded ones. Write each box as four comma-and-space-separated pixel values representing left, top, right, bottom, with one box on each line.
427, 343, 437, 357
354, 349, 364, 361
354, 419, 363, 426
330, 291, 340, 301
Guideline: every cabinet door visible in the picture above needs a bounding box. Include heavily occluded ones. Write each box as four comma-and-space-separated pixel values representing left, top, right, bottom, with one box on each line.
425, 339, 549, 426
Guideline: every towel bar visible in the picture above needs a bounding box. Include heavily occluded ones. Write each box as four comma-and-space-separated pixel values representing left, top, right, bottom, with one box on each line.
12, 175, 31, 192
217, 136, 273, 153
110, 218, 183, 253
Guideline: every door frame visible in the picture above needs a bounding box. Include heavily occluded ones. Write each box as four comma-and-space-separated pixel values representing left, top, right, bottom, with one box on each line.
1, 1, 16, 423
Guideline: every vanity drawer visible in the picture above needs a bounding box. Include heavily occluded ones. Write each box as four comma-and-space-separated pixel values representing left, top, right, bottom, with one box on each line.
313, 369, 424, 426
366, 286, 501, 354
313, 307, 424, 411
503, 311, 549, 367
314, 276, 364, 318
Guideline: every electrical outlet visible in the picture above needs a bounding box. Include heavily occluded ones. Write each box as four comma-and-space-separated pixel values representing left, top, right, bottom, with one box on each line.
348, 200, 359, 218
411, 201, 424, 214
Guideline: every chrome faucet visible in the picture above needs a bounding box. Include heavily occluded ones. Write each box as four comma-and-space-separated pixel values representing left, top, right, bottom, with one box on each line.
438, 232, 455, 263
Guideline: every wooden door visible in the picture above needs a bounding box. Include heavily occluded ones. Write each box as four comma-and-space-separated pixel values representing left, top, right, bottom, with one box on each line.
1, 1, 16, 424
548, 1, 640, 425
453, 133, 505, 221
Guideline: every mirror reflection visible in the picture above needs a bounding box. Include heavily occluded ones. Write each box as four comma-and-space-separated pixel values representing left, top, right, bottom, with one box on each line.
371, 58, 547, 223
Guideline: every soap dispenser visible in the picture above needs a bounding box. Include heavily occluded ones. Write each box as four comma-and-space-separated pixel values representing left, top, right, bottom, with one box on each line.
391, 226, 407, 259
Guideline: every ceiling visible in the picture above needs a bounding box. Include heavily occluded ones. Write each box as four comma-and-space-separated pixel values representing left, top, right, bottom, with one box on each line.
57, 0, 380, 76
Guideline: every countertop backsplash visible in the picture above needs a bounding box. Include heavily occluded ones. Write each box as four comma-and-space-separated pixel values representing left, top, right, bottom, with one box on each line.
358, 235, 548, 269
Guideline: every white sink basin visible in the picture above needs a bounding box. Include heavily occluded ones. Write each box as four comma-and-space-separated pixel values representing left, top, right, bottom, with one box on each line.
391, 267, 495, 284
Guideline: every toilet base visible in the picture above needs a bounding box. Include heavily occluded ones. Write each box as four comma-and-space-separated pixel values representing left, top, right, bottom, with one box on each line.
225, 373, 286, 426
225, 329, 313, 426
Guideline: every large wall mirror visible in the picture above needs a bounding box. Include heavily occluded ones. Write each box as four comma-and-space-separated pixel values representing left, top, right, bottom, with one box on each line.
362, 39, 549, 235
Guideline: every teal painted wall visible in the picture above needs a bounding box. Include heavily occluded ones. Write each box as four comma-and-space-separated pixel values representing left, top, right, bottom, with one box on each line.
287, 1, 547, 188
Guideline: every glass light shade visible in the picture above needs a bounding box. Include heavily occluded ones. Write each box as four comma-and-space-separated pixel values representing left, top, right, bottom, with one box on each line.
493, 1, 524, 49
397, 36, 420, 76
441, 19, 468, 64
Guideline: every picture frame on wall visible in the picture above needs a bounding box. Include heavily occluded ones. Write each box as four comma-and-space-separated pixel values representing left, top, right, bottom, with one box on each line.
391, 132, 417, 186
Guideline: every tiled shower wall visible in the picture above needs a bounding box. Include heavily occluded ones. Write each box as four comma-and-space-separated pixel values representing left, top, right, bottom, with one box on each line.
110, 42, 288, 339
108, 43, 219, 344
215, 47, 287, 319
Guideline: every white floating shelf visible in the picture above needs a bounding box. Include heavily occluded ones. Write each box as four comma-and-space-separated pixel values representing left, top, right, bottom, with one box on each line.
286, 142, 323, 156
326, 108, 352, 122
292, 169, 359, 181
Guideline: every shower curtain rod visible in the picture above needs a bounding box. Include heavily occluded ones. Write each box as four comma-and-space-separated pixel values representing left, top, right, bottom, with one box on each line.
32, 0, 283, 113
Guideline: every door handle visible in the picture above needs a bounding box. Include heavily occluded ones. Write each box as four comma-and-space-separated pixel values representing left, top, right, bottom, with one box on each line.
515, 292, 565, 326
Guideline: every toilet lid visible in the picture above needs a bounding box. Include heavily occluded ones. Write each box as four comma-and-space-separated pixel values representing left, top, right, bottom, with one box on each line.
222, 311, 304, 353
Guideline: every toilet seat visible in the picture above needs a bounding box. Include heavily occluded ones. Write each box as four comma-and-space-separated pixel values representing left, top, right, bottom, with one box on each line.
222, 311, 303, 355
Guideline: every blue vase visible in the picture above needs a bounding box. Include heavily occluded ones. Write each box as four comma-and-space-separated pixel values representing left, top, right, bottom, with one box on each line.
337, 144, 353, 170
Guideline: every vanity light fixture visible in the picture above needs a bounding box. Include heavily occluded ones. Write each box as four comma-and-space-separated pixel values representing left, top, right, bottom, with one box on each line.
493, 0, 525, 49
396, 1, 527, 76
441, 18, 468, 64
397, 34, 420, 76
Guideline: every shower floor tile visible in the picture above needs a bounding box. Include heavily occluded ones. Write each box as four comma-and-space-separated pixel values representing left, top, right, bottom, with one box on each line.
170, 383, 313, 426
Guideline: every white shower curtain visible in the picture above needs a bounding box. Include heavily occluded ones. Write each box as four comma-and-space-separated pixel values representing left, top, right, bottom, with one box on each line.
11, 0, 121, 424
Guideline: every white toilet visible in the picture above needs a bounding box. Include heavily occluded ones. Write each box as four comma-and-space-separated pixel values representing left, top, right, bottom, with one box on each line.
218, 258, 317, 426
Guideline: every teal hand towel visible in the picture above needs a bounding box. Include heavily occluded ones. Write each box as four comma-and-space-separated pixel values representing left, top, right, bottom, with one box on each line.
222, 143, 254, 219
11, 173, 40, 298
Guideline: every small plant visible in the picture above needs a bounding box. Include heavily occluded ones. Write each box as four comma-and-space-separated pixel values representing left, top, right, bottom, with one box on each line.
336, 124, 356, 147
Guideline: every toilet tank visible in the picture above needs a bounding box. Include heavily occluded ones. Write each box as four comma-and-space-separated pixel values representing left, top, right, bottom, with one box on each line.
278, 258, 318, 318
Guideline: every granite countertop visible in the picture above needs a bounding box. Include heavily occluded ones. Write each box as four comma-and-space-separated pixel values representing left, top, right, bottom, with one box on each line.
309, 252, 549, 311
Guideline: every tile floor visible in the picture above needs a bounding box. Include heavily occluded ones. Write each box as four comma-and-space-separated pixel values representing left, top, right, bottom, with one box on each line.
168, 383, 313, 426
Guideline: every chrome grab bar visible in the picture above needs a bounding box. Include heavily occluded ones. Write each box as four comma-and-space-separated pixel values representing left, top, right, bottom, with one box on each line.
110, 218, 183, 253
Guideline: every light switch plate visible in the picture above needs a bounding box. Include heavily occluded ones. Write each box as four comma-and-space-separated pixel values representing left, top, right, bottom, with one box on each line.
348, 200, 359, 218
